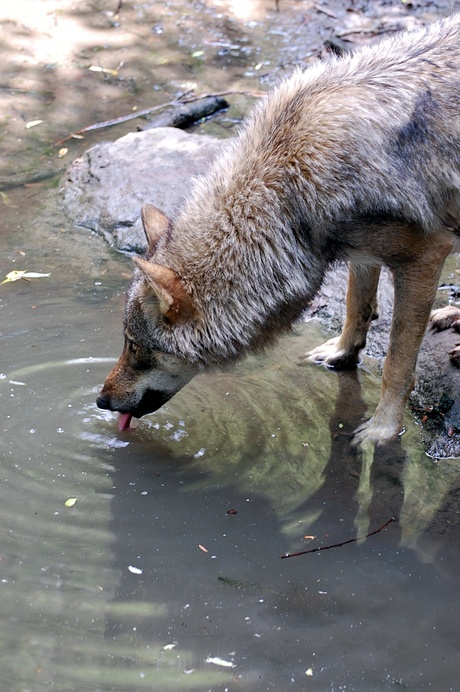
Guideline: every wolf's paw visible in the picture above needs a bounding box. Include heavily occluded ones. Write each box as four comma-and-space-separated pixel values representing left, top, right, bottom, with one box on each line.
352, 416, 403, 447
430, 306, 460, 333
303, 336, 359, 370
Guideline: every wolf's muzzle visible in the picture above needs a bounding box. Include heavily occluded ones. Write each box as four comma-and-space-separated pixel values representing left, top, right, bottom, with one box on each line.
96, 389, 173, 418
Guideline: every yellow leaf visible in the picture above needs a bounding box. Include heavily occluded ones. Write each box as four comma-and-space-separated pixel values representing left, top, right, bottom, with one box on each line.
0, 191, 13, 207
89, 65, 118, 76
65, 498, 77, 507
1, 270, 51, 284
1, 270, 28, 284
58, 148, 68, 158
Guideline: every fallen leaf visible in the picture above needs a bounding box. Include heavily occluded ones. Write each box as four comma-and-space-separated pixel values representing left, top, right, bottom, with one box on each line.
25, 120, 43, 129
205, 656, 235, 668
2, 270, 28, 284
0, 191, 14, 207
21, 272, 51, 279
89, 65, 119, 76
65, 498, 77, 507
1, 270, 51, 284
128, 565, 143, 574
58, 147, 68, 158
198, 544, 208, 553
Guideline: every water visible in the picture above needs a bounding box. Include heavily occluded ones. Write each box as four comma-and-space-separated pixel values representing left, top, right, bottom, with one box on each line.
2, 257, 460, 690
2, 1, 460, 690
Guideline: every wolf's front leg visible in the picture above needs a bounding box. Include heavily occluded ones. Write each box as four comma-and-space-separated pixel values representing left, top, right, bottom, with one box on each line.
354, 235, 454, 445
304, 263, 381, 369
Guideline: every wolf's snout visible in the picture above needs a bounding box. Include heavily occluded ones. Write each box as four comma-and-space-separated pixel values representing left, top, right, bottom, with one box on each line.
96, 393, 112, 410
96, 386, 175, 418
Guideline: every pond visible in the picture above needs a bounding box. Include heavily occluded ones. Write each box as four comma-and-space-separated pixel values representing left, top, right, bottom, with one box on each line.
1, 1, 460, 690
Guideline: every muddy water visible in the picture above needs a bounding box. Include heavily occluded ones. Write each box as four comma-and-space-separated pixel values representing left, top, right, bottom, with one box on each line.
2, 1, 460, 690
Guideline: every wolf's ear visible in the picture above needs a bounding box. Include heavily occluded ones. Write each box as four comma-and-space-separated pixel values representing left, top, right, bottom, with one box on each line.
141, 203, 170, 251
134, 257, 196, 324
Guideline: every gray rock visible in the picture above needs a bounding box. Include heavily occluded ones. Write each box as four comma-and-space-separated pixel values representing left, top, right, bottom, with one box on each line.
62, 127, 224, 253
412, 325, 460, 458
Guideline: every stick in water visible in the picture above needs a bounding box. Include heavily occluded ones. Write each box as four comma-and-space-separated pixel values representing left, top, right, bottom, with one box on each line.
280, 517, 397, 559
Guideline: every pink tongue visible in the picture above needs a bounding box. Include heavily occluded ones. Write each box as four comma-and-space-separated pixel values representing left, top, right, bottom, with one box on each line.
118, 413, 133, 431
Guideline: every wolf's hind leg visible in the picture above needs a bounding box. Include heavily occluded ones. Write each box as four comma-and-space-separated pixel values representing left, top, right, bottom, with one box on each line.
304, 263, 381, 369
354, 232, 454, 445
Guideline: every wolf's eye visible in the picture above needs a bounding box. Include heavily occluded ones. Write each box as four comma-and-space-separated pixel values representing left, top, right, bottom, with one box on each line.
125, 336, 139, 355
124, 334, 153, 370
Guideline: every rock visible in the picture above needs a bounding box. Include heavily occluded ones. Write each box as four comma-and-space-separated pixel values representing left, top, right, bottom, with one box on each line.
411, 326, 460, 458
62, 127, 224, 253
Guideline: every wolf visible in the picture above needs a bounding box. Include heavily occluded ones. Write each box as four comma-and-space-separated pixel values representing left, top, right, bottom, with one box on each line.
97, 14, 460, 444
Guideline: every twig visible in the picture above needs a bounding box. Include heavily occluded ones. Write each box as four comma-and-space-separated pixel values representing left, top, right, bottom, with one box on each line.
54, 89, 264, 147
180, 89, 265, 102
142, 95, 229, 130
313, 3, 338, 19
0, 168, 64, 191
337, 26, 401, 38
54, 99, 182, 146
280, 516, 397, 559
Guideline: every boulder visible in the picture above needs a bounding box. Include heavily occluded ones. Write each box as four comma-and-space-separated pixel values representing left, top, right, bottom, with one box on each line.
62, 127, 224, 253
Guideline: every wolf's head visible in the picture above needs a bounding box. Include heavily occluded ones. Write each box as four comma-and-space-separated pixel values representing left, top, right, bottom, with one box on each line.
96, 204, 200, 427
